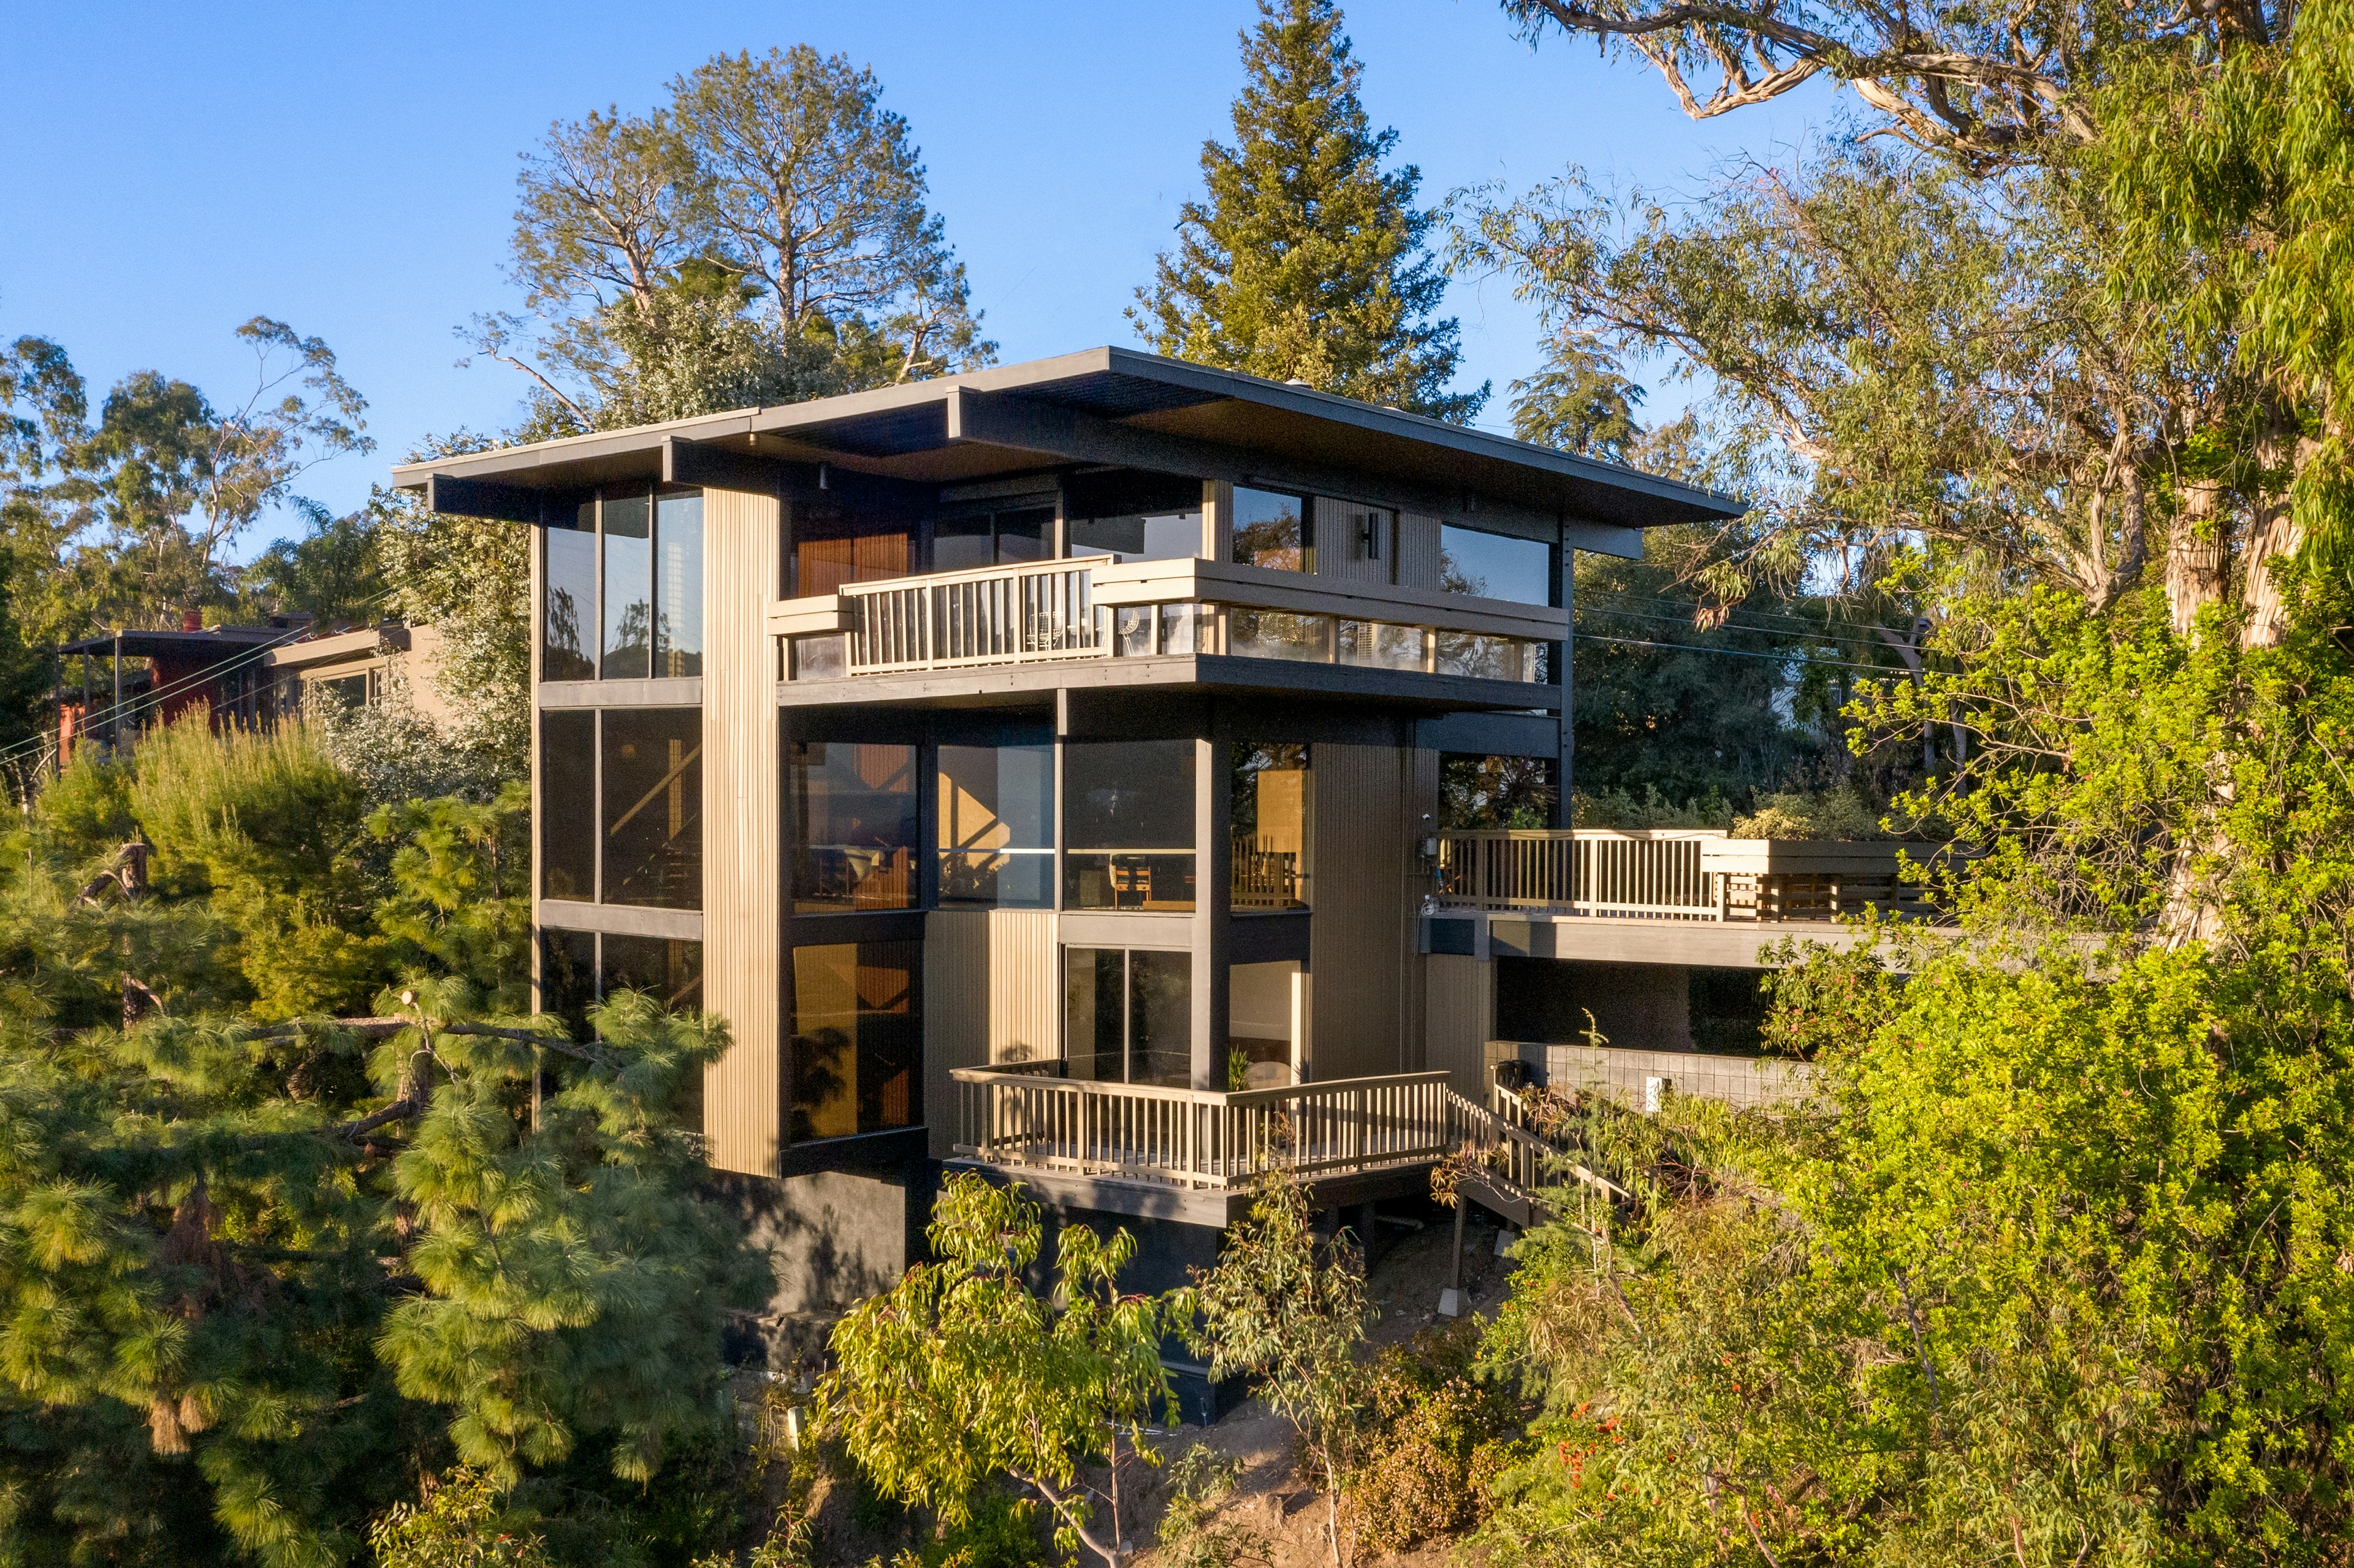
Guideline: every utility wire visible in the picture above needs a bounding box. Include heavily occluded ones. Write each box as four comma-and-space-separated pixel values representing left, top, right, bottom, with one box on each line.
1574, 632, 1909, 677
1578, 598, 1913, 658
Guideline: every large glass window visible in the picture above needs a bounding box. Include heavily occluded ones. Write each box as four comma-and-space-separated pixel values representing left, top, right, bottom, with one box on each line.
1232, 487, 1311, 572
1440, 523, 1553, 606
1231, 744, 1311, 910
539, 710, 596, 900
1228, 960, 1300, 1089
1063, 739, 1196, 911
539, 928, 598, 1041
1065, 471, 1202, 564
655, 492, 703, 677
542, 504, 597, 681
794, 497, 914, 596
790, 940, 920, 1141
601, 492, 653, 680
1227, 608, 1333, 663
935, 504, 1053, 572
791, 742, 920, 913
601, 709, 703, 909
542, 489, 703, 680
1065, 946, 1191, 1087
938, 743, 1053, 908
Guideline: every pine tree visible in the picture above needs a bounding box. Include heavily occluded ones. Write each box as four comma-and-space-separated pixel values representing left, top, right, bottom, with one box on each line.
1132, 0, 1485, 422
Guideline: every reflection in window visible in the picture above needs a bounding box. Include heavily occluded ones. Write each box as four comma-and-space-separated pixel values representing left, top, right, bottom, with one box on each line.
1439, 524, 1553, 606
1231, 744, 1311, 910
935, 505, 1053, 571
1228, 960, 1300, 1089
601, 934, 705, 1012
1110, 603, 1202, 657
1337, 621, 1428, 671
1434, 633, 1539, 682
601, 492, 653, 679
1232, 487, 1311, 572
1065, 946, 1192, 1087
539, 710, 596, 900
791, 941, 920, 1141
655, 491, 703, 677
543, 504, 597, 680
1228, 608, 1333, 663
791, 742, 919, 912
938, 743, 1053, 908
1063, 740, 1196, 910
539, 928, 598, 1041
1064, 471, 1203, 564
602, 709, 703, 909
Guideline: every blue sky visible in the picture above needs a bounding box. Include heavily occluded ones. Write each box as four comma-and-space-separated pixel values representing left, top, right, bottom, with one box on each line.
0, 1, 1829, 555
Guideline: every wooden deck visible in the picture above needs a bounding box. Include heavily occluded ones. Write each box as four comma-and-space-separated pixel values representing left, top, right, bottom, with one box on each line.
1433, 829, 1938, 923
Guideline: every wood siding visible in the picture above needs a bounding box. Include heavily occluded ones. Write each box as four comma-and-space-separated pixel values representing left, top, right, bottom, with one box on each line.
1424, 953, 1493, 1098
701, 487, 785, 1176
1397, 511, 1443, 592
1314, 497, 1393, 587
988, 909, 1061, 1064
1308, 742, 1417, 1082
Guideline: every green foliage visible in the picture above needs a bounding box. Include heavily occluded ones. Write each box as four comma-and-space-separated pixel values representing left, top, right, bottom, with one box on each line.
1153, 1444, 1268, 1568
1188, 1168, 1368, 1568
1509, 334, 1644, 461
1133, 0, 1482, 422
238, 499, 387, 626
369, 1471, 554, 1568
1343, 1322, 1529, 1551
820, 1174, 1188, 1567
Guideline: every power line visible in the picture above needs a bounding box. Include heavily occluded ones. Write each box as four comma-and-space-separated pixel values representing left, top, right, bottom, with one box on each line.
1574, 631, 1907, 676
1578, 598, 1912, 658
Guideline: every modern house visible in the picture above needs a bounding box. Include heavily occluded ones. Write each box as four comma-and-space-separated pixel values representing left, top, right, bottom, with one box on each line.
390, 347, 1911, 1339
53, 615, 448, 760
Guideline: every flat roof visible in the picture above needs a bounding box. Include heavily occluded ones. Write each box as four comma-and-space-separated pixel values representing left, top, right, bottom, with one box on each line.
390, 346, 1743, 530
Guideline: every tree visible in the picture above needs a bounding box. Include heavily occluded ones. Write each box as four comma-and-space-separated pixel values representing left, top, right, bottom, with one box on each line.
0, 729, 766, 1564
1189, 1168, 1370, 1568
1133, 0, 1484, 422
482, 48, 993, 433
239, 498, 388, 626
821, 1174, 1188, 1566
1508, 333, 1644, 460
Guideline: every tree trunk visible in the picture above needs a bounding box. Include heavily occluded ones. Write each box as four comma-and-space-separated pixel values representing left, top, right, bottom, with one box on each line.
2166, 478, 2229, 640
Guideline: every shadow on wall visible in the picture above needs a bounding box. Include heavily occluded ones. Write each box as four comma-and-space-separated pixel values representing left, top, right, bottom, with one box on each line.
706, 1165, 929, 1370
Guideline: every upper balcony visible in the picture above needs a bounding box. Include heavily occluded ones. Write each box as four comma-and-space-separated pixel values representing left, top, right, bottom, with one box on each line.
769, 555, 1564, 709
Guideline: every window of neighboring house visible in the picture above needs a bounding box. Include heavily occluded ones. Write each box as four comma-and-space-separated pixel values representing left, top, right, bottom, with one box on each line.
790, 741, 920, 913
1062, 739, 1196, 911
1231, 487, 1311, 572
937, 742, 1053, 908
541, 487, 705, 681
790, 940, 921, 1141
1439, 523, 1553, 606
1064, 471, 1203, 565
1064, 946, 1192, 1088
537, 707, 704, 909
1230, 743, 1311, 910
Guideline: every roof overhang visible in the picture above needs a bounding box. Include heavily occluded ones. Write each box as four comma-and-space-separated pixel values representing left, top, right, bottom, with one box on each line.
392, 347, 1744, 548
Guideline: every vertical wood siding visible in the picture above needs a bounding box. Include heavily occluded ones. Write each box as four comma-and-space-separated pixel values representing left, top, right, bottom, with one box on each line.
1424, 953, 1494, 1098
923, 911, 990, 1159
1309, 743, 1414, 1082
1314, 498, 1392, 585
988, 908, 1061, 1064
701, 487, 784, 1176
1397, 511, 1444, 592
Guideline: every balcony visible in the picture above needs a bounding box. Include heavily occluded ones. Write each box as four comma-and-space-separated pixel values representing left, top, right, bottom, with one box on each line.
1433, 829, 1936, 922
769, 557, 1561, 690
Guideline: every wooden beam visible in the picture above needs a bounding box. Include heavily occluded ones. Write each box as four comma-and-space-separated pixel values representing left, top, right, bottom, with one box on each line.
424, 473, 544, 524
663, 436, 799, 495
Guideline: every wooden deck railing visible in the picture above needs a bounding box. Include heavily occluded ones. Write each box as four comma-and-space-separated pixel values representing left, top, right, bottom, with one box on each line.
950, 1067, 1455, 1190
844, 561, 1105, 674
1433, 829, 1933, 921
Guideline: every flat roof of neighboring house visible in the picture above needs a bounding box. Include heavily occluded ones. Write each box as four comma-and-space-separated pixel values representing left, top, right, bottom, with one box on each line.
57, 626, 293, 661
390, 346, 1745, 534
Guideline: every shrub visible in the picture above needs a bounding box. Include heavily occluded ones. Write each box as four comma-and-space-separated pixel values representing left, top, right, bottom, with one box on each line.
1342, 1322, 1529, 1551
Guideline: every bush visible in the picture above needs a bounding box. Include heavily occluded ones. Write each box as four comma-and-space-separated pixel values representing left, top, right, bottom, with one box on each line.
1342, 1322, 1530, 1551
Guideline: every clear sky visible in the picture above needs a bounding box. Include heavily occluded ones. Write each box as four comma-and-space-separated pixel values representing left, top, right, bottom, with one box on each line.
0, 1, 1830, 555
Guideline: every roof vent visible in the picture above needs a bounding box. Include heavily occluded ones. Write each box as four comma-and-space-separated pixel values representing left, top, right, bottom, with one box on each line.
1284, 378, 1311, 388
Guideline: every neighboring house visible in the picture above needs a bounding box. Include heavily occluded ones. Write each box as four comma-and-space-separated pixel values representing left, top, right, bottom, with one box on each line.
54, 615, 445, 759
390, 346, 1914, 1349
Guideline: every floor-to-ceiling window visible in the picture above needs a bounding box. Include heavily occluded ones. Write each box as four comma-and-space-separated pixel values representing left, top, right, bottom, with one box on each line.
1064, 471, 1203, 564
1230, 487, 1311, 573
538, 708, 703, 909
790, 741, 920, 913
1065, 946, 1191, 1088
540, 485, 704, 682
789, 940, 921, 1140
937, 742, 1053, 908
1063, 739, 1196, 911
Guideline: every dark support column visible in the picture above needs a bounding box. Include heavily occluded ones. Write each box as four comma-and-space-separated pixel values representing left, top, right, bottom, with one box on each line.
1352, 1200, 1381, 1268
1193, 736, 1232, 1090
1549, 527, 1574, 826
1450, 1200, 1468, 1290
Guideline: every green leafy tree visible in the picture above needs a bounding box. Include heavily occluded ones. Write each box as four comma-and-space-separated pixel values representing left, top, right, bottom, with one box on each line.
1189, 1168, 1369, 1568
484, 47, 992, 433
238, 498, 387, 626
1133, 0, 1484, 422
821, 1174, 1188, 1566
1509, 333, 1644, 460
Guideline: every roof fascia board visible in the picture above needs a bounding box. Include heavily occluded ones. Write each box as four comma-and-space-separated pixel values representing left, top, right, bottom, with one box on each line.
1094, 346, 1740, 518
947, 387, 1566, 539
